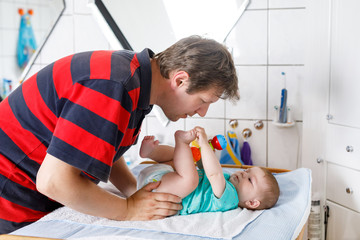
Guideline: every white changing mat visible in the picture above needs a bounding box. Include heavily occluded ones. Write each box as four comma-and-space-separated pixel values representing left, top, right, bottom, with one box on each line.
35, 205, 262, 240
11, 166, 311, 240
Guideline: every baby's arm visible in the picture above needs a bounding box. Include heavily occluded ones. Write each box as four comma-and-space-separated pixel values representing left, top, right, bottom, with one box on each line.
148, 130, 199, 198
195, 127, 226, 198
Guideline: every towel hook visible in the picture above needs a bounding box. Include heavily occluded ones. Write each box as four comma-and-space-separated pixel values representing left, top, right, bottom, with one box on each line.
242, 128, 252, 139
254, 120, 264, 130
229, 119, 238, 129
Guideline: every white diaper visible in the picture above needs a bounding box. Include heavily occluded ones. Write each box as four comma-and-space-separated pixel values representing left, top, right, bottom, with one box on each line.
137, 164, 174, 190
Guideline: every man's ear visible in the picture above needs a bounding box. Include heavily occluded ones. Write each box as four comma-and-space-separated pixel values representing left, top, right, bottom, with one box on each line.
245, 199, 260, 209
170, 71, 189, 89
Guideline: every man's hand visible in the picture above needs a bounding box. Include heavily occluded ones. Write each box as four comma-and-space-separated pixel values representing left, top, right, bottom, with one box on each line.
37, 154, 181, 222
125, 181, 182, 221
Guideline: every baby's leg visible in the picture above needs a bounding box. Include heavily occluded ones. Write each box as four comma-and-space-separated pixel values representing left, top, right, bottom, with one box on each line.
140, 136, 175, 164
156, 130, 199, 198
139, 136, 159, 159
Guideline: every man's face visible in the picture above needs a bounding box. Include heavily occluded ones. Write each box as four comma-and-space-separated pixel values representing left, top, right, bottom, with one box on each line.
161, 83, 220, 122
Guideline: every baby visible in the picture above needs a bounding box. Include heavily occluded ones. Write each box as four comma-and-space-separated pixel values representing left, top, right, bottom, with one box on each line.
138, 127, 280, 214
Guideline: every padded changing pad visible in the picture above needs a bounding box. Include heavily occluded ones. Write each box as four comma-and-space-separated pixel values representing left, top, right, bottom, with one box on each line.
11, 165, 311, 240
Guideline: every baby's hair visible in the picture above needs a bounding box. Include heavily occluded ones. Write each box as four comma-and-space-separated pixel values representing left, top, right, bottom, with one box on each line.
256, 167, 280, 210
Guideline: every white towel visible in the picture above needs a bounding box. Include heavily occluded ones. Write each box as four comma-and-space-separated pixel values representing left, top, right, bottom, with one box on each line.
39, 206, 263, 240
73, 236, 144, 240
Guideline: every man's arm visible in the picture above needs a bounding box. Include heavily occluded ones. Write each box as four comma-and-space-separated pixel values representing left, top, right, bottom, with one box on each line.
36, 153, 182, 221
109, 156, 137, 197
195, 127, 226, 198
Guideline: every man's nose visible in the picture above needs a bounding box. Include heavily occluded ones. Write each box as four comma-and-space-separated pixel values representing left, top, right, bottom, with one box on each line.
196, 104, 210, 117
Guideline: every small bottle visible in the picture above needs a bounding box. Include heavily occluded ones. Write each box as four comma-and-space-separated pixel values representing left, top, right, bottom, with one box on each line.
2, 78, 12, 98
308, 200, 321, 240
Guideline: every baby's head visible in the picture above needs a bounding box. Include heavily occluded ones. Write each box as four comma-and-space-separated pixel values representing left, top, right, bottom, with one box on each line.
229, 167, 280, 210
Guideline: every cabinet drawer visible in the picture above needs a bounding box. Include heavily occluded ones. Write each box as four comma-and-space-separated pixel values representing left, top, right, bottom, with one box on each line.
326, 201, 360, 240
327, 163, 360, 212
326, 124, 360, 170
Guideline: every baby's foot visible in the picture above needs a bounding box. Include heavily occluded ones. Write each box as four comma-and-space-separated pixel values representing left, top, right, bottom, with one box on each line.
140, 136, 159, 158
174, 129, 196, 144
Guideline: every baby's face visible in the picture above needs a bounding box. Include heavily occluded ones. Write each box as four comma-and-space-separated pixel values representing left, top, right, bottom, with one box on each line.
229, 167, 266, 207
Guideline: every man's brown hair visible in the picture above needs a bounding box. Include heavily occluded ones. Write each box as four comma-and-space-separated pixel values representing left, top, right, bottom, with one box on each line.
154, 35, 239, 101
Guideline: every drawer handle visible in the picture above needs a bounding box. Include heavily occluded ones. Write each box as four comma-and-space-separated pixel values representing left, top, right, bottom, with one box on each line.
346, 187, 353, 194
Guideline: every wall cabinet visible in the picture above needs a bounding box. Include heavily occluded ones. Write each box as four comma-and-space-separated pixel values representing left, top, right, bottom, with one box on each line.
328, 0, 360, 128
326, 164, 360, 213
325, 0, 360, 239
325, 201, 360, 240
325, 125, 360, 171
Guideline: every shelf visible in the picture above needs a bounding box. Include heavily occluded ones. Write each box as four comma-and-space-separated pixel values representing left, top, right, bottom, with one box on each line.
272, 121, 295, 128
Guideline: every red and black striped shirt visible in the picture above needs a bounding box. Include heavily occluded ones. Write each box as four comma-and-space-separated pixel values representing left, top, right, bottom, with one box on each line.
0, 48, 153, 231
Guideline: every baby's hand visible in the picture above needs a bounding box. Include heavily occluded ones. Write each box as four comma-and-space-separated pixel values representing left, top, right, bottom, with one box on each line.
194, 127, 208, 146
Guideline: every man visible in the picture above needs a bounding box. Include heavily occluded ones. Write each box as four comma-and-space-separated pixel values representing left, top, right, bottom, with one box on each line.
0, 36, 239, 233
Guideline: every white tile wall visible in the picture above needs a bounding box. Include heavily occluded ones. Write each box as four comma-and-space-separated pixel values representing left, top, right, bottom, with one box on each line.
226, 66, 267, 119
147, 117, 185, 146
225, 10, 267, 65
26, 63, 45, 79
268, 9, 307, 64
269, 0, 308, 9
268, 122, 303, 170
1, 29, 17, 56
10, 0, 306, 169
247, 0, 267, 9
268, 66, 304, 121
73, 14, 109, 53
0, 1, 17, 29
74, 0, 92, 14
0, 0, 63, 86
39, 15, 74, 64
224, 4, 305, 168
1, 56, 21, 81
185, 118, 225, 137
30, 5, 41, 30
205, 99, 225, 118
63, 0, 74, 15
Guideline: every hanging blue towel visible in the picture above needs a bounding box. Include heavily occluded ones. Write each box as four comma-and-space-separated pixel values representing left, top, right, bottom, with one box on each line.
17, 9, 37, 68
220, 131, 244, 166
241, 141, 253, 165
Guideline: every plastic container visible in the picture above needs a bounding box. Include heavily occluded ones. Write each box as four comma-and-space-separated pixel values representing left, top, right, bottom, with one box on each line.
308, 200, 321, 240
2, 78, 12, 98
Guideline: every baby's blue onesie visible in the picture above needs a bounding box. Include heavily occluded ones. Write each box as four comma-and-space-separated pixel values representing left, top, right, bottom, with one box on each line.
180, 169, 239, 215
